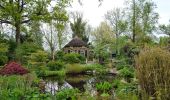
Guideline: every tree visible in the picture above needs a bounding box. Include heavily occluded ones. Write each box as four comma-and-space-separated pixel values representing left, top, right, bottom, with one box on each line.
53, 6, 69, 50
41, 22, 57, 61
41, 5, 69, 60
70, 12, 89, 43
159, 21, 170, 37
127, 0, 158, 43
91, 22, 115, 64
0, 0, 71, 45
105, 8, 127, 54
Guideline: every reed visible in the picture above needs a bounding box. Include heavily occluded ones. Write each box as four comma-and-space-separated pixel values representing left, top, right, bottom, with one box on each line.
135, 47, 170, 100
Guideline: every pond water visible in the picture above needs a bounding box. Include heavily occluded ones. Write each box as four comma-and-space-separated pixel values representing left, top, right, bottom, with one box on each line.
43, 74, 116, 96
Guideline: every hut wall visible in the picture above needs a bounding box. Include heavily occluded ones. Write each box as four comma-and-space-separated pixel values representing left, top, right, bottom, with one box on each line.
63, 47, 89, 58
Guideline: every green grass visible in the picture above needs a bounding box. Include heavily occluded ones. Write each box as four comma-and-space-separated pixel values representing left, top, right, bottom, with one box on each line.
44, 70, 66, 77
65, 64, 94, 74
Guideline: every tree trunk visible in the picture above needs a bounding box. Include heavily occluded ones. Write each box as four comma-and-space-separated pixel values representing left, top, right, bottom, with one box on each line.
15, 23, 21, 45
52, 50, 55, 61
132, 0, 136, 43
115, 33, 119, 55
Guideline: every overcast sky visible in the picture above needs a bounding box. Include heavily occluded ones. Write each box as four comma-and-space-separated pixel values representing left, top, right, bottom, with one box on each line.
67, 0, 170, 27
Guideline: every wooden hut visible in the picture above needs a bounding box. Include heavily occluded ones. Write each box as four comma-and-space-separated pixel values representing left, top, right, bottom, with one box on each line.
63, 36, 89, 59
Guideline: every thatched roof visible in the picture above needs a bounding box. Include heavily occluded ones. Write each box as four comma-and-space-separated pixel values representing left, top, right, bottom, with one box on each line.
64, 36, 88, 48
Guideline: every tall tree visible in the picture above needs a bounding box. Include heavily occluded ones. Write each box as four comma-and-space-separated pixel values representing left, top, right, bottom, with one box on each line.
41, 22, 57, 61
105, 8, 127, 54
70, 12, 89, 43
127, 0, 158, 43
0, 0, 70, 45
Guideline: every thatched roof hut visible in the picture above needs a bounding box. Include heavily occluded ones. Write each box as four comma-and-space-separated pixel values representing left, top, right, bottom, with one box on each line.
64, 36, 88, 48
63, 36, 89, 58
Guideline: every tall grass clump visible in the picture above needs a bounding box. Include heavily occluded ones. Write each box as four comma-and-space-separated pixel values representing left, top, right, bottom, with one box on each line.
135, 47, 170, 100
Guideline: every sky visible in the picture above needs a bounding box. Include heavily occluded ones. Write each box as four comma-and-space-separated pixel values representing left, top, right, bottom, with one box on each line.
67, 0, 170, 27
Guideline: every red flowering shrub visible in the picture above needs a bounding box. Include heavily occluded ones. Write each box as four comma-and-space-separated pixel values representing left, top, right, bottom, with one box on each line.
0, 62, 29, 75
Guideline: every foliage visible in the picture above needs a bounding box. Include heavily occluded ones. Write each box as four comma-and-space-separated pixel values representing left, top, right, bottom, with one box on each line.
116, 93, 138, 100
15, 42, 42, 64
85, 64, 103, 69
135, 47, 170, 99
105, 8, 128, 54
44, 70, 66, 77
7, 39, 17, 61
28, 50, 48, 69
92, 22, 115, 63
115, 59, 130, 70
159, 21, 170, 37
0, 73, 45, 100
0, 62, 29, 75
159, 36, 169, 47
63, 53, 85, 64
47, 61, 65, 71
0, 0, 71, 44
34, 66, 48, 77
55, 51, 65, 61
127, 0, 159, 43
112, 79, 138, 99
56, 88, 79, 100
119, 67, 134, 82
70, 12, 89, 43
66, 64, 86, 74
0, 43, 8, 66
122, 41, 139, 58
96, 81, 112, 93
27, 50, 48, 77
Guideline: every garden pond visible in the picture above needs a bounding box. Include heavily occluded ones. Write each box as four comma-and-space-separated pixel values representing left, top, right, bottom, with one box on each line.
43, 74, 116, 97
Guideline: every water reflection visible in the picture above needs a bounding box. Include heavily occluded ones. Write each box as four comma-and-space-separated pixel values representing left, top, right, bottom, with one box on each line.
44, 74, 115, 96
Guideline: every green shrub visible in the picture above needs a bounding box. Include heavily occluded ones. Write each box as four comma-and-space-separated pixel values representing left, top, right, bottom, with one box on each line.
44, 70, 66, 77
136, 47, 170, 99
34, 66, 48, 77
96, 81, 112, 93
119, 67, 134, 82
56, 89, 79, 100
15, 42, 42, 64
0, 73, 40, 100
66, 64, 86, 74
47, 61, 65, 71
0, 56, 8, 66
55, 51, 65, 61
63, 53, 85, 64
65, 64, 104, 74
0, 43, 8, 66
116, 93, 138, 100
116, 63, 125, 70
